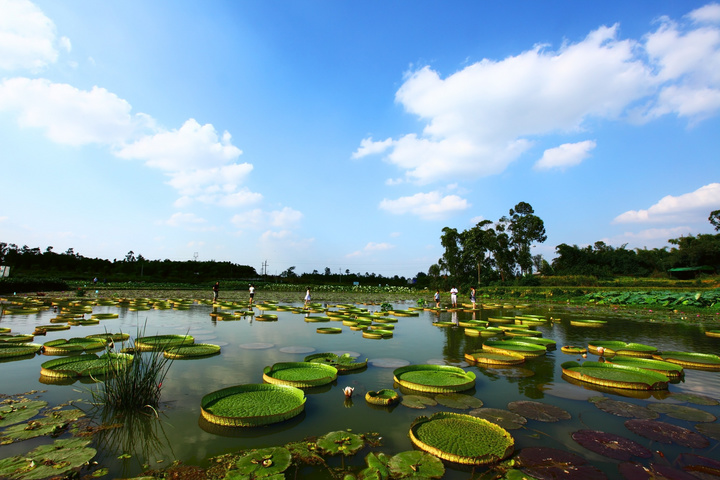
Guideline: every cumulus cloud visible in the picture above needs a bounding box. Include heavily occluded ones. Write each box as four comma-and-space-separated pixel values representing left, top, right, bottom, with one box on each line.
231, 207, 304, 231
346, 242, 394, 258
163, 212, 207, 227
0, 0, 60, 71
379, 191, 470, 220
357, 6, 720, 184
614, 183, 720, 224
535, 140, 596, 170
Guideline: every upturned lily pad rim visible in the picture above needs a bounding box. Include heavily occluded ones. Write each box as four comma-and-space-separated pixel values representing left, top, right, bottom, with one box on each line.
393, 364, 476, 393
263, 361, 338, 388
561, 360, 669, 390
135, 334, 195, 351
0, 343, 43, 358
40, 352, 133, 378
608, 356, 684, 378
163, 343, 222, 359
409, 411, 514, 465
200, 383, 306, 427
652, 351, 720, 370
482, 340, 546, 358
365, 389, 400, 405
464, 350, 525, 365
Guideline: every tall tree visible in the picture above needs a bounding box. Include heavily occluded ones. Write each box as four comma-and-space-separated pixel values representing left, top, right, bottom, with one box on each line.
461, 220, 494, 284
710, 210, 720, 231
507, 202, 547, 275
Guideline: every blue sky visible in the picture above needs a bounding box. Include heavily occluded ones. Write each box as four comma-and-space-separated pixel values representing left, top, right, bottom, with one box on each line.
1, 1, 719, 278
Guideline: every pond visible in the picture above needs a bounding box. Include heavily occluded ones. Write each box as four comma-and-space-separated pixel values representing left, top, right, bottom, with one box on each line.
1, 298, 719, 479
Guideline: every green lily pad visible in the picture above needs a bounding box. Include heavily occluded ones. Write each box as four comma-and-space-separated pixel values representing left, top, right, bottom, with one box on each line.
163, 343, 221, 359
1, 409, 85, 444
393, 364, 475, 393
694, 422, 720, 441
561, 361, 669, 390
401, 395, 438, 409
482, 340, 546, 358
468, 408, 527, 430
43, 338, 106, 355
232, 447, 292, 478
263, 362, 337, 388
0, 400, 48, 428
135, 334, 194, 352
304, 353, 368, 372
571, 429, 651, 461
358, 452, 390, 480
589, 397, 658, 419
667, 392, 719, 406
646, 402, 717, 422
624, 419, 709, 448
0, 437, 96, 479
40, 353, 133, 379
507, 401, 571, 422
652, 351, 720, 371
201, 384, 306, 427
365, 389, 400, 406
464, 350, 524, 366
618, 461, 699, 480
387, 451, 445, 479
317, 431, 363, 456
435, 393, 484, 410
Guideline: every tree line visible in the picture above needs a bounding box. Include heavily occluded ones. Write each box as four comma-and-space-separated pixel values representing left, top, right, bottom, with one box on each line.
429, 204, 720, 289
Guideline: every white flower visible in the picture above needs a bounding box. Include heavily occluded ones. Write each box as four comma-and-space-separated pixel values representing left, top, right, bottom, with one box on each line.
343, 386, 354, 397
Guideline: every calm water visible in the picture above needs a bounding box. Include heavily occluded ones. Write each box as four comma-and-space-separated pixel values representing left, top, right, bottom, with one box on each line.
1, 300, 719, 479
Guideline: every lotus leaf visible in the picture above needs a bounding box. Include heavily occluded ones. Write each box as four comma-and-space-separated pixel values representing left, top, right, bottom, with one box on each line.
482, 340, 546, 358
317, 431, 363, 456
387, 451, 445, 479
608, 356, 683, 378
511, 337, 557, 349
40, 353, 132, 378
42, 338, 108, 355
667, 392, 718, 405
0, 400, 47, 427
163, 343, 221, 359
468, 408, 527, 430
304, 316, 330, 322
400, 395, 437, 409
561, 361, 669, 390
365, 389, 399, 406
232, 447, 292, 478
435, 393, 484, 409
571, 429, 651, 461
516, 447, 607, 480
255, 314, 279, 321
0, 343, 42, 359
0, 408, 85, 444
464, 350, 524, 366
694, 422, 720, 441
646, 402, 716, 422
587, 341, 628, 356
561, 346, 586, 354
464, 326, 504, 337
589, 397, 658, 419
0, 437, 96, 479
263, 362, 337, 388
624, 419, 709, 448
86, 333, 130, 342
409, 412, 514, 465
90, 313, 119, 319
507, 401, 571, 422
618, 461, 698, 480
652, 351, 720, 370
393, 364, 475, 393
134, 334, 194, 352
201, 384, 306, 427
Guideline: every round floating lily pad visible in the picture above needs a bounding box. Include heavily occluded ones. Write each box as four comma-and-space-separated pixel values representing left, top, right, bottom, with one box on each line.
646, 402, 716, 422
317, 431, 364, 456
516, 447, 607, 480
572, 429, 651, 461
0, 437, 96, 480
330, 350, 361, 358
401, 395, 438, 409
86, 333, 130, 342
304, 352, 367, 372
90, 313, 119, 319
201, 384, 306, 427
652, 351, 720, 370
667, 392, 719, 406
561, 361, 669, 390
135, 334, 194, 352
468, 408, 527, 430
561, 346, 587, 354
676, 453, 720, 478
483, 340, 546, 358
624, 419, 709, 448
369, 358, 410, 368
694, 422, 720, 441
365, 389, 400, 406
507, 401, 571, 422
279, 346, 315, 354
618, 461, 698, 480
304, 316, 330, 322
608, 356, 684, 379
706, 329, 720, 338
587, 340, 628, 356
435, 393, 484, 409
255, 314, 278, 321
239, 343, 275, 349
233, 447, 292, 477
409, 412, 514, 465
263, 362, 337, 388
387, 450, 445, 479
0, 343, 43, 358
0, 400, 48, 428
0, 334, 34, 343
43, 337, 106, 355
464, 350, 524, 366
40, 352, 133, 379
316, 327, 342, 334
589, 397, 659, 419
570, 319, 607, 328
394, 364, 476, 393
164, 343, 221, 359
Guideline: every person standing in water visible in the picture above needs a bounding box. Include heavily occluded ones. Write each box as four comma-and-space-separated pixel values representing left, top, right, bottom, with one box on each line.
212, 282, 220, 302
470, 286, 477, 309
249, 284, 255, 305
304, 287, 311, 307
434, 289, 440, 308
450, 286, 458, 308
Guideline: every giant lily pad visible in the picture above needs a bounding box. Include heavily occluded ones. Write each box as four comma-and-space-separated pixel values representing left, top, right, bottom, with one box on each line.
624, 419, 709, 448
0, 437, 96, 479
435, 393, 484, 410
667, 392, 719, 406
387, 450, 445, 479
365, 389, 399, 406
694, 422, 720, 441
400, 395, 438, 409
0, 409, 85, 444
570, 319, 607, 328
652, 351, 720, 371
646, 402, 716, 422
464, 350, 525, 366
561, 346, 587, 355
571, 430, 651, 461
163, 343, 221, 359
589, 397, 658, 419
317, 431, 364, 456
263, 362, 337, 388
201, 384, 306, 427
482, 340, 546, 358
42, 338, 106, 355
468, 408, 527, 430
231, 447, 292, 478
135, 334, 194, 351
516, 447, 607, 480
86, 333, 130, 343
607, 356, 684, 379
561, 361, 669, 390
676, 454, 720, 478
409, 412, 514, 465
0, 334, 34, 344
0, 343, 42, 359
507, 401, 571, 422
0, 400, 48, 428
304, 352, 368, 372
393, 364, 475, 393
40, 353, 132, 379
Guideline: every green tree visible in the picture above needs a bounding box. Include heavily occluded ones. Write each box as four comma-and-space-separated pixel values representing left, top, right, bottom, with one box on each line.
507, 202, 547, 275
710, 210, 720, 231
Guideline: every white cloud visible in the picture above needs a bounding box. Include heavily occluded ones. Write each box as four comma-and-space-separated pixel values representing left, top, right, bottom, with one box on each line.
379, 191, 470, 220
535, 140, 596, 170
0, 0, 60, 72
687, 3, 720, 24
231, 207, 303, 230
358, 8, 720, 184
346, 242, 394, 258
469, 216, 486, 224
614, 183, 720, 224
601, 226, 694, 249
0, 78, 148, 145
163, 212, 206, 227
